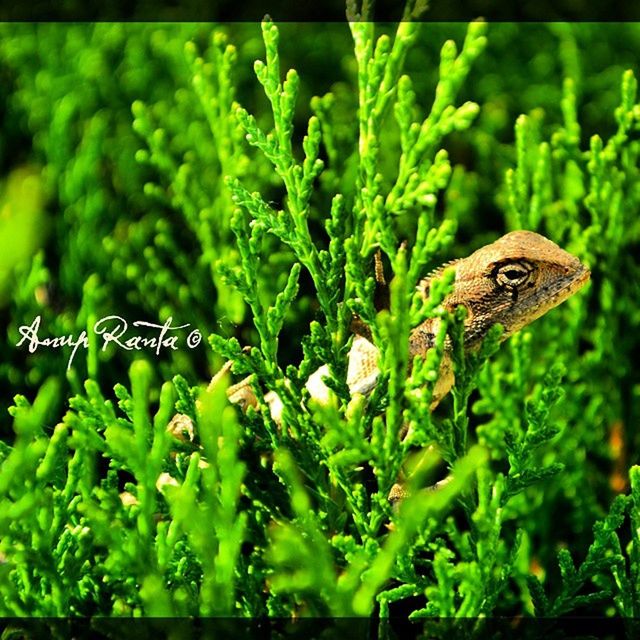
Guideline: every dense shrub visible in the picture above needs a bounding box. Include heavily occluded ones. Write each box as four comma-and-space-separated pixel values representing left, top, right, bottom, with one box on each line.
0, 14, 639, 622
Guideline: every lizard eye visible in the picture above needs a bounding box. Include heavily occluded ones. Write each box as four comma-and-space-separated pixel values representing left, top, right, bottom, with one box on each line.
494, 261, 532, 287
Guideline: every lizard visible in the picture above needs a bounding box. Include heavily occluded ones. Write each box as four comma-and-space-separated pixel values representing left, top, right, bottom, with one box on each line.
222, 230, 590, 414
170, 230, 590, 502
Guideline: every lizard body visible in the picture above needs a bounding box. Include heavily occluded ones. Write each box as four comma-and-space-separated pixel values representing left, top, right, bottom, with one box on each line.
224, 230, 590, 419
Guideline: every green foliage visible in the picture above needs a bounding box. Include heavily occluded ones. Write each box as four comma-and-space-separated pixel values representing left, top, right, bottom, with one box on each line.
0, 15, 639, 623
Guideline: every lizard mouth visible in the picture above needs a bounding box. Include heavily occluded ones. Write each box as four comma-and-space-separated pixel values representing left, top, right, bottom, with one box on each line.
568, 263, 591, 293
544, 261, 590, 309
519, 260, 591, 328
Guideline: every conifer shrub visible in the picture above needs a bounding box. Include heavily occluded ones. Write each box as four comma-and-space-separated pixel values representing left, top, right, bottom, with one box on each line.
0, 12, 639, 624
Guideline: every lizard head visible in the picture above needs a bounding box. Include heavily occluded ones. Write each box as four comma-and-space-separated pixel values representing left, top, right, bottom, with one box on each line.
436, 230, 591, 345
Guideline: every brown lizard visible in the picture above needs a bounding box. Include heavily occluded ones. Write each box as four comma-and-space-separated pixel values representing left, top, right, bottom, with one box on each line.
223, 230, 589, 416
171, 231, 590, 502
